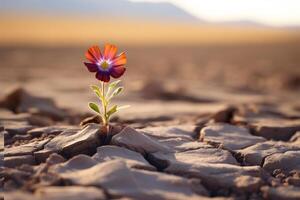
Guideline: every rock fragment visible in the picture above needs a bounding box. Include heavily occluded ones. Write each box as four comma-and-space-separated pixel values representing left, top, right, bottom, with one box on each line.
43, 124, 100, 157
290, 131, 300, 144
0, 109, 30, 122
155, 137, 212, 152
234, 104, 300, 141
111, 126, 171, 154
200, 123, 266, 151
92, 145, 155, 170
236, 141, 300, 166
149, 147, 238, 171
52, 159, 208, 199
140, 125, 197, 140
3, 122, 34, 136
28, 126, 73, 138
163, 162, 264, 192
140, 125, 212, 152
240, 116, 300, 141
4, 155, 35, 168
45, 153, 66, 165
5, 138, 50, 157
263, 151, 300, 173
34, 149, 56, 163
261, 186, 300, 200
0, 88, 66, 120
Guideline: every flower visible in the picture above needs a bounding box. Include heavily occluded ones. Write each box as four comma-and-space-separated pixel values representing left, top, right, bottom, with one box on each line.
84, 44, 127, 82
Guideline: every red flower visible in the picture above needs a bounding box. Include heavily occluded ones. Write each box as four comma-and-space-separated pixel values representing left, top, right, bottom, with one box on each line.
84, 44, 127, 82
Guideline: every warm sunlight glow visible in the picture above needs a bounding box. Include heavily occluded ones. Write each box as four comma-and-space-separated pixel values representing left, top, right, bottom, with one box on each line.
131, 0, 300, 26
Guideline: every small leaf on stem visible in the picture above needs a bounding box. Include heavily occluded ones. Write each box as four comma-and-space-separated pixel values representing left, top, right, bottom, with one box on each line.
107, 105, 118, 118
110, 87, 123, 99
109, 80, 121, 89
90, 85, 103, 99
89, 102, 100, 114
107, 80, 121, 98
118, 105, 130, 110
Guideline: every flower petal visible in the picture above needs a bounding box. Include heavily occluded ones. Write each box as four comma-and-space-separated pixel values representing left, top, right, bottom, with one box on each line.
96, 71, 110, 82
84, 62, 98, 72
103, 44, 117, 60
110, 65, 126, 78
86, 46, 102, 63
112, 52, 126, 66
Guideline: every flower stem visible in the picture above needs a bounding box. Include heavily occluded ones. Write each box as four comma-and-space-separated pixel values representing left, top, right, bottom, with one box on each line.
101, 82, 108, 127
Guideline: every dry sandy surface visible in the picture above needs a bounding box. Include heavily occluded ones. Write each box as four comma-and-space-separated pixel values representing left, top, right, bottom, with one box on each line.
1, 44, 300, 199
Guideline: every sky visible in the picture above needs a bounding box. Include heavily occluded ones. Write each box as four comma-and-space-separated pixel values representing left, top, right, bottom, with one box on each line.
131, 0, 300, 27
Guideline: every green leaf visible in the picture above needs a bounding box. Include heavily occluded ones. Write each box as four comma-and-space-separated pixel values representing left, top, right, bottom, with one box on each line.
109, 80, 121, 89
111, 87, 123, 98
106, 80, 121, 98
107, 105, 118, 118
90, 85, 103, 99
117, 105, 130, 110
88, 102, 100, 114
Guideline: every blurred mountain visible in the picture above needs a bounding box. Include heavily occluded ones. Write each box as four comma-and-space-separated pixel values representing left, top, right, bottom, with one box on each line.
0, 0, 200, 22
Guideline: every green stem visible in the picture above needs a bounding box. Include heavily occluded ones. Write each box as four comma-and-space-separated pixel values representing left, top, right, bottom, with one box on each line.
101, 82, 108, 127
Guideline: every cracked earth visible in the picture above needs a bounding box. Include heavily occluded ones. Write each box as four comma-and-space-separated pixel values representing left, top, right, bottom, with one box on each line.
1, 86, 300, 200
1, 44, 300, 200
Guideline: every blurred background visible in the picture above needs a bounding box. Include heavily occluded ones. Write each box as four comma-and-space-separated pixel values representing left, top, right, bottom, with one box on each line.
0, 0, 300, 111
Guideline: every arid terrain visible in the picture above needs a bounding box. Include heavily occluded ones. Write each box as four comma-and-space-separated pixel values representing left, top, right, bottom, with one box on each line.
1, 33, 300, 200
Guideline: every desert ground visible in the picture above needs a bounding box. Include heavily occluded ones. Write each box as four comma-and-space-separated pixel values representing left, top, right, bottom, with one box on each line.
1, 22, 300, 200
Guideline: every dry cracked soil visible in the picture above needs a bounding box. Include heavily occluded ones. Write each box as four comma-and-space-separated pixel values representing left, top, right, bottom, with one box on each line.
1, 86, 300, 200
1, 45, 300, 200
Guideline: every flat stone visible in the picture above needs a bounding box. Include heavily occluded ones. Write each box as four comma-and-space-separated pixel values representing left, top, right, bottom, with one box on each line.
155, 137, 213, 152
35, 186, 106, 200
34, 149, 56, 163
0, 109, 52, 127
248, 118, 300, 141
51, 154, 98, 172
111, 126, 172, 154
163, 162, 264, 192
92, 145, 155, 170
43, 124, 99, 157
5, 138, 50, 157
0, 88, 66, 120
52, 158, 208, 199
236, 141, 300, 166
290, 131, 300, 144
263, 151, 300, 173
149, 148, 238, 171
10, 134, 32, 142
0, 109, 31, 122
45, 153, 66, 165
28, 126, 73, 138
139, 126, 212, 152
200, 123, 266, 151
4, 155, 35, 167
286, 175, 300, 187
3, 121, 35, 136
139, 125, 197, 140
261, 186, 300, 200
